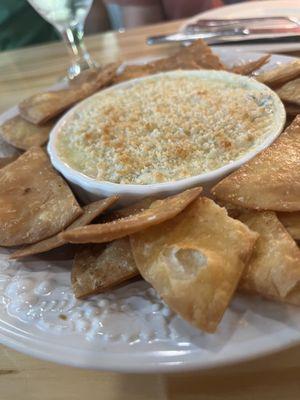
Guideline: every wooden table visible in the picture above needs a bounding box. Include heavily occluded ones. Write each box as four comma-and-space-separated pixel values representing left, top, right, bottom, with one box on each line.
1, 21, 300, 400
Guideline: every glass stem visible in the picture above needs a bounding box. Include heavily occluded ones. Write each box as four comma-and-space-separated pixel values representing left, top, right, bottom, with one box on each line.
60, 24, 96, 79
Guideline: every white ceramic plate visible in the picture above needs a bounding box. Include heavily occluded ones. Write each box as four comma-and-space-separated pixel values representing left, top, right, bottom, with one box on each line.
0, 50, 299, 373
181, 0, 300, 54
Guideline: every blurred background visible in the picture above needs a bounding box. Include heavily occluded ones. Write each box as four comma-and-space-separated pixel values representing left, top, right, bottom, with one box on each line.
0, 0, 254, 51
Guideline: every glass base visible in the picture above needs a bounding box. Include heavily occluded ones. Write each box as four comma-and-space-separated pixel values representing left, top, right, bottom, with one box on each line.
67, 54, 98, 80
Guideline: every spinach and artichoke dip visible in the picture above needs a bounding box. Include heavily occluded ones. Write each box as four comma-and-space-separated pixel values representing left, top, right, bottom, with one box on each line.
56, 72, 277, 184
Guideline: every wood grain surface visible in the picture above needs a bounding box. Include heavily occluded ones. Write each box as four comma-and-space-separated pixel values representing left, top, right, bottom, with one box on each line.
2, 345, 300, 400
1, 20, 300, 400
0, 21, 180, 113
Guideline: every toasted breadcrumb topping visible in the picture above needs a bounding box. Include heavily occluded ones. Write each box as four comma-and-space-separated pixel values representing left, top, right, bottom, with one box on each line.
57, 74, 275, 184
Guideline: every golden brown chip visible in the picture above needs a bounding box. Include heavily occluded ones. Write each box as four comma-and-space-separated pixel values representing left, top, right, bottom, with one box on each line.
277, 78, 300, 106
284, 102, 300, 116
19, 88, 87, 125
212, 116, 300, 212
114, 64, 158, 84
231, 55, 270, 76
0, 147, 82, 247
256, 60, 300, 88
0, 155, 18, 169
20, 87, 90, 125
69, 66, 104, 87
72, 238, 138, 299
115, 39, 225, 83
217, 201, 244, 219
10, 196, 118, 259
0, 115, 53, 150
19, 63, 119, 125
71, 62, 120, 89
62, 187, 202, 244
277, 211, 300, 240
104, 197, 155, 222
180, 39, 226, 70
130, 197, 258, 333
151, 39, 226, 71
239, 211, 300, 306
114, 64, 156, 84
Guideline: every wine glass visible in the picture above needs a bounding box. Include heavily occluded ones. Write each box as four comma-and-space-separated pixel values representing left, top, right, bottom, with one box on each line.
27, 0, 97, 80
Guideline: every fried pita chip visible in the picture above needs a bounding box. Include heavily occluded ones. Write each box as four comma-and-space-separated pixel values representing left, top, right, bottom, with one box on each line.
70, 62, 121, 88
277, 77, 300, 106
239, 211, 300, 305
277, 211, 300, 240
0, 147, 82, 247
62, 187, 202, 244
19, 63, 119, 125
284, 102, 300, 116
104, 197, 155, 222
10, 197, 118, 259
69, 66, 104, 86
114, 64, 154, 84
231, 55, 270, 76
130, 197, 258, 333
0, 155, 18, 169
19, 88, 89, 125
285, 115, 296, 130
0, 115, 53, 150
72, 238, 138, 299
212, 115, 300, 212
256, 60, 300, 88
151, 39, 226, 71
115, 40, 225, 83
217, 201, 244, 219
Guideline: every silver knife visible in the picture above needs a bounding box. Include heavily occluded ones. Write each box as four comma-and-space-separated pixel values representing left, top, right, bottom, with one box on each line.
147, 28, 246, 45
186, 16, 300, 28
147, 26, 300, 45
211, 35, 300, 46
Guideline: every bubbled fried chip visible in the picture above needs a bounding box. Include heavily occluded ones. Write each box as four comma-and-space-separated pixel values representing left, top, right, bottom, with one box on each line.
19, 63, 119, 125
151, 39, 226, 71
19, 88, 89, 125
0, 155, 18, 169
0, 147, 82, 247
115, 39, 225, 83
114, 64, 154, 84
239, 211, 300, 306
255, 60, 300, 88
181, 39, 226, 70
277, 77, 300, 106
277, 211, 300, 240
130, 197, 258, 333
284, 102, 300, 116
0, 115, 53, 150
231, 55, 270, 76
69, 67, 103, 87
104, 197, 155, 222
70, 62, 120, 89
217, 201, 244, 219
72, 238, 139, 299
61, 187, 202, 244
10, 196, 118, 259
212, 116, 300, 212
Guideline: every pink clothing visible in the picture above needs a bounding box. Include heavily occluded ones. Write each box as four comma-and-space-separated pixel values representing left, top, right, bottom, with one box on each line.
162, 0, 223, 19
105, 0, 227, 20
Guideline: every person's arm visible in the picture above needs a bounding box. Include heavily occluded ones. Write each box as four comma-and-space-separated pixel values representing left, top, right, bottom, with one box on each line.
161, 0, 224, 20
104, 0, 226, 29
104, 0, 165, 29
